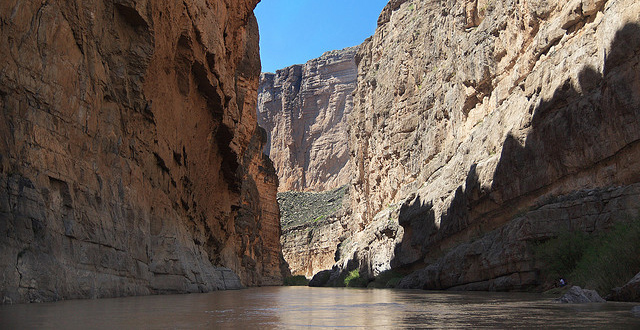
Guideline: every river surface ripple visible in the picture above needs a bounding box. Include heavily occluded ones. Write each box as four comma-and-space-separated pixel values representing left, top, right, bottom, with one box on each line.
1, 287, 639, 329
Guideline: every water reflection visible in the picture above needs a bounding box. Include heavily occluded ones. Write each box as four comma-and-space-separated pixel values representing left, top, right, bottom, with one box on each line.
1, 287, 638, 329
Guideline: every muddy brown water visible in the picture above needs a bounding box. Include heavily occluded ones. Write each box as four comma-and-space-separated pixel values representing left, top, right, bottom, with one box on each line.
1, 287, 639, 329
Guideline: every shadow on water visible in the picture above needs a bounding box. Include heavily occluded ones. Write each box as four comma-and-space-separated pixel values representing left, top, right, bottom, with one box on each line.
392, 23, 640, 287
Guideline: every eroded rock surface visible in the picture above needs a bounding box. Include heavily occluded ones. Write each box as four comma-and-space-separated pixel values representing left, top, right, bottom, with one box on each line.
257, 47, 357, 192
278, 186, 351, 278
608, 272, 640, 302
337, 0, 640, 289
556, 286, 606, 303
0, 0, 286, 304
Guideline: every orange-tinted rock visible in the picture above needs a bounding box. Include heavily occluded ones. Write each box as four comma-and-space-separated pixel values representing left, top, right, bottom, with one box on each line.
0, 0, 286, 303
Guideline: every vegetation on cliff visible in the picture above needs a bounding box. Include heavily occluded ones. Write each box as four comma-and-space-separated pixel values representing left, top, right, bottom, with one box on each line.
535, 219, 640, 295
283, 275, 310, 286
278, 185, 348, 230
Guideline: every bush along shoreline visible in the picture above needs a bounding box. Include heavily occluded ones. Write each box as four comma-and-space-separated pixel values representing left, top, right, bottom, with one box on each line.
306, 218, 640, 302
534, 219, 640, 297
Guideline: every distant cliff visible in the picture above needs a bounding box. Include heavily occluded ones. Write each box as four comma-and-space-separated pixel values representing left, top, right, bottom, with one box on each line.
0, 0, 287, 304
256, 47, 357, 277
278, 186, 351, 278
311, 0, 640, 291
257, 47, 357, 192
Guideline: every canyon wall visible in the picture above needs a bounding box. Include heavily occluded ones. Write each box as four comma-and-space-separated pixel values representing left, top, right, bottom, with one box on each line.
278, 186, 352, 278
256, 48, 358, 277
0, 0, 287, 304
317, 0, 640, 289
257, 47, 357, 192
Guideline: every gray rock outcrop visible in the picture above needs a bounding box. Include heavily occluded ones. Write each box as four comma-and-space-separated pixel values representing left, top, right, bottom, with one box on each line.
556, 286, 606, 303
608, 272, 640, 302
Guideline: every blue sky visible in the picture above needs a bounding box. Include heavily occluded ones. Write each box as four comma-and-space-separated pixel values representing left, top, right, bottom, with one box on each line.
255, 0, 389, 73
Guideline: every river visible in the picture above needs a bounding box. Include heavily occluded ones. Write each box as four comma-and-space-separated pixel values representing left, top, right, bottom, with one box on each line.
1, 287, 638, 329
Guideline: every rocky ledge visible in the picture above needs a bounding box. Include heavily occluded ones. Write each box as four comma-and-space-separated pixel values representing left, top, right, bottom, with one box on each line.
278, 186, 350, 278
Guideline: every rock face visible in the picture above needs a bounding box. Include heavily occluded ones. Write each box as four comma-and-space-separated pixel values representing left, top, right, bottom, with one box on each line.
608, 272, 640, 302
278, 186, 351, 278
257, 47, 357, 192
556, 286, 606, 303
0, 0, 287, 304
337, 0, 640, 289
395, 184, 640, 291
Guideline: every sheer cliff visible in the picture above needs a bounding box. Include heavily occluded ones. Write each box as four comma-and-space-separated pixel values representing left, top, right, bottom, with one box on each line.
256, 47, 357, 277
0, 0, 287, 304
257, 47, 357, 192
312, 0, 640, 290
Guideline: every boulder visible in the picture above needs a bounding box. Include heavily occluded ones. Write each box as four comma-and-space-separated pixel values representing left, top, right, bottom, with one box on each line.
607, 272, 640, 302
632, 306, 640, 317
556, 286, 606, 303
309, 270, 334, 287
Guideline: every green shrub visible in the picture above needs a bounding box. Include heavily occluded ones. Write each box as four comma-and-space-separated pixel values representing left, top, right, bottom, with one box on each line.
368, 270, 404, 288
534, 220, 640, 295
571, 220, 640, 294
344, 269, 368, 287
283, 275, 309, 286
313, 215, 326, 223
534, 230, 591, 281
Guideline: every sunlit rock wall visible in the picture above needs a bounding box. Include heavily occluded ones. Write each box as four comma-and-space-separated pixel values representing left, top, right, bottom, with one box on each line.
337, 0, 640, 289
0, 0, 287, 304
257, 47, 357, 192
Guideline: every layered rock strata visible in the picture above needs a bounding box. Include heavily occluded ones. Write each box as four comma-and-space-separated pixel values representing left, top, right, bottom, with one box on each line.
0, 0, 286, 304
278, 186, 352, 278
330, 0, 640, 289
257, 47, 357, 192
555, 286, 606, 303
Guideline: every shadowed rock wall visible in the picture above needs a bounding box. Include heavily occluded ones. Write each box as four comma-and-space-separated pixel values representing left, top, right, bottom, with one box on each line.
0, 0, 287, 304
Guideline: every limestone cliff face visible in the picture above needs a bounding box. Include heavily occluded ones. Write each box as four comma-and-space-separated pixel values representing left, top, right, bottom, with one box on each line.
336, 0, 640, 289
257, 47, 357, 192
278, 186, 351, 278
0, 0, 286, 304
